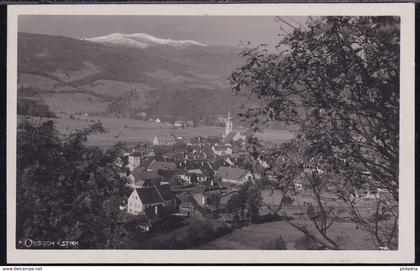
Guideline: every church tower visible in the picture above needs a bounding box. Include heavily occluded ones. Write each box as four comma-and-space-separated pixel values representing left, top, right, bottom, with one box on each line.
225, 111, 233, 135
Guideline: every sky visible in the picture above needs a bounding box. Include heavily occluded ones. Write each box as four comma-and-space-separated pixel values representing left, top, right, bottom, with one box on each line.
18, 15, 308, 48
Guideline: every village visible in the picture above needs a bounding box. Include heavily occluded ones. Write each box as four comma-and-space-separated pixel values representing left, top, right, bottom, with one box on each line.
114, 112, 256, 232
111, 111, 386, 247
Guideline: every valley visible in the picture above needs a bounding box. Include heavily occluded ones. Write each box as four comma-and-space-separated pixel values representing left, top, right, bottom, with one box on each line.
17, 32, 256, 124
18, 114, 295, 148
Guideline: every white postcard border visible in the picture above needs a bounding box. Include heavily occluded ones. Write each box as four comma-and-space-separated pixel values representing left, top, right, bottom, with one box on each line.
6, 3, 415, 264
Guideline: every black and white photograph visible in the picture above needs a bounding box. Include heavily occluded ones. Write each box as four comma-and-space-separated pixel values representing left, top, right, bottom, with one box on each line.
6, 3, 415, 264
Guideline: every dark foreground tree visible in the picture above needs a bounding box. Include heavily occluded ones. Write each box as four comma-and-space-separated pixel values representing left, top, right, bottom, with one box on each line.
226, 182, 262, 224
231, 16, 399, 249
16, 120, 130, 249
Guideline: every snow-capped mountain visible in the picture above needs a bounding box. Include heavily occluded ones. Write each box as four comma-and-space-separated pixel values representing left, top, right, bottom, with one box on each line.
82, 33, 207, 49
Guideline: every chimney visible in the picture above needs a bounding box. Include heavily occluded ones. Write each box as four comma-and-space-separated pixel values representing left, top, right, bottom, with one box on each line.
154, 205, 158, 216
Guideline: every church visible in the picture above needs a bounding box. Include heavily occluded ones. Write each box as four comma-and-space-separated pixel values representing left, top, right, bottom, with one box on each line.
222, 111, 246, 144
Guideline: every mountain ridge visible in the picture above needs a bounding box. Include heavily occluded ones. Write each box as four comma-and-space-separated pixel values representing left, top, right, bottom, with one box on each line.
17, 32, 251, 122
82, 32, 207, 49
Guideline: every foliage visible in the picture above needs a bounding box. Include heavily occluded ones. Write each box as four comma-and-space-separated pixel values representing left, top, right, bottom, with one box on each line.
226, 182, 262, 223
207, 193, 221, 215
230, 16, 399, 249
16, 119, 129, 249
294, 234, 322, 250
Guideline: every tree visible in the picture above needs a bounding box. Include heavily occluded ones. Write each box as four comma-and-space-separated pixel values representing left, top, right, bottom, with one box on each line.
207, 193, 221, 215
226, 182, 262, 224
16, 119, 130, 249
231, 16, 399, 249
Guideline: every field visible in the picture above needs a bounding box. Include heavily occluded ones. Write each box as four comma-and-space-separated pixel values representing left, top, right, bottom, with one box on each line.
198, 190, 383, 250
81, 79, 152, 98
196, 219, 376, 250
18, 115, 295, 147
40, 93, 111, 114
19, 72, 59, 89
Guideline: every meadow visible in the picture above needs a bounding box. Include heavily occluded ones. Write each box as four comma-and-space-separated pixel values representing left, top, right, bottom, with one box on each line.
198, 190, 383, 250
18, 114, 295, 148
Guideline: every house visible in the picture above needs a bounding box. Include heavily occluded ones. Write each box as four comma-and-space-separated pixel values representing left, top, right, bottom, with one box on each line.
126, 151, 142, 169
152, 135, 172, 146
214, 167, 253, 185
225, 111, 233, 135
152, 146, 173, 156
223, 131, 246, 144
212, 145, 233, 156
179, 169, 208, 184
142, 148, 155, 157
165, 152, 186, 162
157, 169, 185, 185
188, 136, 217, 147
178, 159, 217, 176
221, 110, 246, 144
153, 135, 177, 146
113, 157, 124, 169
173, 121, 184, 128
172, 134, 185, 141
129, 167, 162, 188
147, 160, 177, 171
127, 184, 177, 215
177, 193, 209, 219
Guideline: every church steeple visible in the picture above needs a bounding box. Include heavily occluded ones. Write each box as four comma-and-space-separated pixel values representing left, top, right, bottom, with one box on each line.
225, 111, 233, 135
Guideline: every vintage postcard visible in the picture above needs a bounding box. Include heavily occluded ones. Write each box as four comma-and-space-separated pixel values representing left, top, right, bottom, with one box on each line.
6, 3, 415, 263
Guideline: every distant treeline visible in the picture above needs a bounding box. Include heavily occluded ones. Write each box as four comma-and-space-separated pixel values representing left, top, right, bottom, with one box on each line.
17, 98, 56, 118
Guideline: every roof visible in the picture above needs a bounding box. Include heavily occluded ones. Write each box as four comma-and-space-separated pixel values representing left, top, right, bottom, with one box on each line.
136, 187, 165, 205
135, 184, 175, 205
213, 145, 231, 151
156, 184, 176, 201
132, 167, 162, 181
178, 160, 215, 175
154, 135, 176, 142
188, 169, 204, 175
134, 179, 145, 187
179, 201, 194, 209
214, 166, 250, 181
190, 184, 207, 194
176, 192, 209, 216
130, 151, 142, 157
153, 147, 173, 156
157, 169, 185, 180
208, 158, 228, 171
223, 131, 237, 143
165, 152, 185, 163
147, 160, 177, 171
187, 194, 210, 216
176, 192, 191, 202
